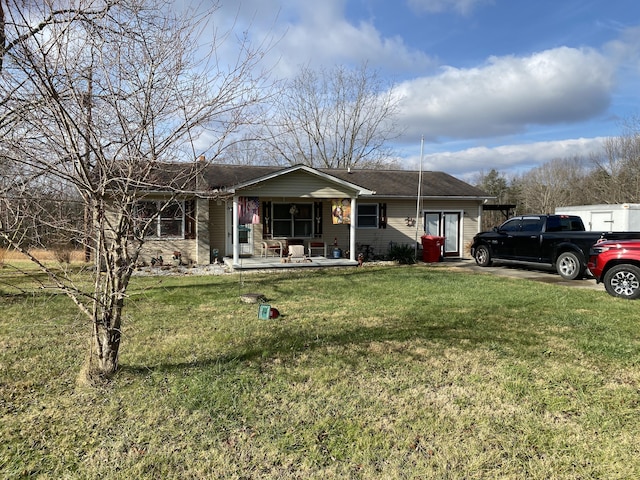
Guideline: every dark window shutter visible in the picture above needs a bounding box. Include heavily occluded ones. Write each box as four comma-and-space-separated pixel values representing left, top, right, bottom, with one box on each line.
262, 201, 272, 238
314, 201, 323, 237
379, 203, 387, 229
184, 200, 196, 239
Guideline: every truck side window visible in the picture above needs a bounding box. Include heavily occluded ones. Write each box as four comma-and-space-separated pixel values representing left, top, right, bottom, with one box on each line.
546, 217, 560, 231
521, 218, 544, 232
500, 219, 520, 232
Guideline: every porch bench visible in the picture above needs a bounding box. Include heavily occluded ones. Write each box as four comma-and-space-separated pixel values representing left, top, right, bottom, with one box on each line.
260, 239, 283, 258
307, 241, 327, 257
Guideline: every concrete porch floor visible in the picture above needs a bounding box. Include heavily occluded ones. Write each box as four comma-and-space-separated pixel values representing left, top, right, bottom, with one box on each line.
224, 255, 358, 270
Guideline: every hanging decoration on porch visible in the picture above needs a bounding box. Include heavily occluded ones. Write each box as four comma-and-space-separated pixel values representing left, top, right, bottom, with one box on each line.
239, 197, 260, 224
331, 199, 351, 224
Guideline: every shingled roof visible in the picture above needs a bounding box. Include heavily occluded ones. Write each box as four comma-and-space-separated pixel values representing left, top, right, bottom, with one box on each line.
323, 168, 488, 198
146, 162, 489, 199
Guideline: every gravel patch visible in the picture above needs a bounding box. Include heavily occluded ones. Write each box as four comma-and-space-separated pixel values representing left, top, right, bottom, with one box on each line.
132, 263, 231, 276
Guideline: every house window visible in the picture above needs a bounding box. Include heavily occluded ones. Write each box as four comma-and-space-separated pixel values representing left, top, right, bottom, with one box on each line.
357, 204, 378, 228
137, 200, 185, 238
272, 202, 313, 237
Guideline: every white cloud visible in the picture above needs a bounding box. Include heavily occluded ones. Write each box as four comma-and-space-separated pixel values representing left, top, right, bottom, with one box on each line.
401, 137, 607, 179
604, 26, 640, 71
407, 0, 494, 15
214, 0, 435, 77
394, 47, 615, 141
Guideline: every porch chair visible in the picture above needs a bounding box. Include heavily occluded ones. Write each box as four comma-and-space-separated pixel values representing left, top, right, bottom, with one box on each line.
307, 241, 327, 257
288, 244, 308, 263
260, 239, 283, 258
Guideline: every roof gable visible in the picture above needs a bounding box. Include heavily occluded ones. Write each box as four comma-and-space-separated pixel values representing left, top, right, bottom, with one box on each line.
228, 164, 373, 196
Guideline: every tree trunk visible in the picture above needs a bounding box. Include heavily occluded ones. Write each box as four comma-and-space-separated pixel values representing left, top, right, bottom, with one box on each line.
1, 0, 5, 72
94, 322, 121, 375
89, 213, 131, 377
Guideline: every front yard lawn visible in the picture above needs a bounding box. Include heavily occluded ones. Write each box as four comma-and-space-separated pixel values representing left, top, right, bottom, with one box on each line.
1, 264, 639, 479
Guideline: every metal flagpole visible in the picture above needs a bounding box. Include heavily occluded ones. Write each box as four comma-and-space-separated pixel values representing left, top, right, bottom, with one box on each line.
414, 136, 424, 259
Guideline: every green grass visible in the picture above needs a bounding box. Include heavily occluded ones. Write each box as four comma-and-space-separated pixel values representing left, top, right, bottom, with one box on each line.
1, 264, 639, 479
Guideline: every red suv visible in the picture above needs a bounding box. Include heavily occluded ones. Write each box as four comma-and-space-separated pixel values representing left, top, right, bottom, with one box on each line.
588, 239, 640, 299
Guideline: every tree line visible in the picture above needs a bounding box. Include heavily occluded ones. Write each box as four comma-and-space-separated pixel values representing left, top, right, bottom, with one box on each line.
475, 119, 640, 230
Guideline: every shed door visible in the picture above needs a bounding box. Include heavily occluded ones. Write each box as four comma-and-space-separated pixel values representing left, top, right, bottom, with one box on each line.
591, 211, 614, 231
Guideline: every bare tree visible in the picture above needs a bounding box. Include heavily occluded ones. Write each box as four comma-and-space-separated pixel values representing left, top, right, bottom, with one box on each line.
515, 157, 591, 214
591, 118, 640, 204
0, 0, 116, 72
258, 63, 401, 169
0, 0, 5, 71
0, 0, 270, 377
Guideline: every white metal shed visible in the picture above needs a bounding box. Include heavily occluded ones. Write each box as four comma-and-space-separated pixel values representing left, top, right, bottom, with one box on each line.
555, 204, 640, 231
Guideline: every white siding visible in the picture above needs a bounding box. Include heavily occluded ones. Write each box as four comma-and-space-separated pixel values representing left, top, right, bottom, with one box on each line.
337, 199, 480, 258
240, 171, 358, 198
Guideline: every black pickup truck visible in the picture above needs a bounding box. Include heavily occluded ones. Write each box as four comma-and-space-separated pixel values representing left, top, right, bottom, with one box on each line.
470, 214, 640, 280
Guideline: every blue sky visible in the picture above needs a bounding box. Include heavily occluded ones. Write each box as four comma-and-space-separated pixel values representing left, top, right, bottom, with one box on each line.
202, 0, 640, 180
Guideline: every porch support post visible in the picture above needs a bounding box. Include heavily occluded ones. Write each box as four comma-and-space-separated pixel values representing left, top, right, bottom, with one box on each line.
349, 196, 357, 261
232, 195, 240, 265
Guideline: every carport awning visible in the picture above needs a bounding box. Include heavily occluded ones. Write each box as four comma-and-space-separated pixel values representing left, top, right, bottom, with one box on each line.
483, 204, 516, 219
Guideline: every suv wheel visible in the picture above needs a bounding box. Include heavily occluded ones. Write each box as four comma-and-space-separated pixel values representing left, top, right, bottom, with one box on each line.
474, 245, 492, 267
556, 251, 583, 280
603, 264, 640, 299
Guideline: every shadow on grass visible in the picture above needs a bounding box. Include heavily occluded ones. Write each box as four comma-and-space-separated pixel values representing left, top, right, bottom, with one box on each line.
118, 307, 536, 378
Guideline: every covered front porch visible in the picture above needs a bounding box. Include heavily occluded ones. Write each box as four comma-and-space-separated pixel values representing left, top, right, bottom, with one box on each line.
224, 254, 358, 271
225, 166, 375, 267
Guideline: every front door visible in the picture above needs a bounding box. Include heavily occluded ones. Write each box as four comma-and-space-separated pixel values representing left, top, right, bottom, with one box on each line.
424, 211, 461, 257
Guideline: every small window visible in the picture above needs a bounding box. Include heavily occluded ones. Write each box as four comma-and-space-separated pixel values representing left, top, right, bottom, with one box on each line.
159, 202, 183, 237
136, 200, 185, 238
357, 204, 378, 228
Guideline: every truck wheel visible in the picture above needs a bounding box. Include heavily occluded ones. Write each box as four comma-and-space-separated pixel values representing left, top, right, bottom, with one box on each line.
603, 264, 640, 299
556, 251, 583, 280
474, 244, 492, 267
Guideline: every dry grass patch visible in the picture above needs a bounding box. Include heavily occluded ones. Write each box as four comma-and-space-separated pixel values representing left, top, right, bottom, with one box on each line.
1, 247, 86, 262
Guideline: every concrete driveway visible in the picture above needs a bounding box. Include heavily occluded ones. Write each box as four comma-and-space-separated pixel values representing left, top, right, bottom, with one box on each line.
441, 259, 603, 291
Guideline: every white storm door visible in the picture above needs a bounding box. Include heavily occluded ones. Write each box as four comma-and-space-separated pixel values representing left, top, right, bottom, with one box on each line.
443, 212, 460, 256
424, 213, 440, 235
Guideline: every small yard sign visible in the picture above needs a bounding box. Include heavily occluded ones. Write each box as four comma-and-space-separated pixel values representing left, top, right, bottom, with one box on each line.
258, 304, 271, 320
